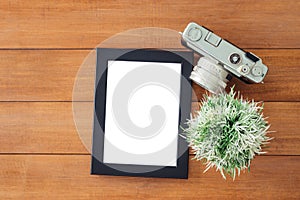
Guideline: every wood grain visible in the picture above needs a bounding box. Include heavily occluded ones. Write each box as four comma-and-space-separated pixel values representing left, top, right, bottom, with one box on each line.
1, 0, 299, 198
0, 102, 299, 155
0, 0, 299, 48
0, 155, 299, 199
0, 50, 85, 101
0, 102, 86, 153
0, 49, 299, 102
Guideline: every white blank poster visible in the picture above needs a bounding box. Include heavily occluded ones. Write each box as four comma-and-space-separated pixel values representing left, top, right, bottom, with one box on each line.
103, 60, 182, 167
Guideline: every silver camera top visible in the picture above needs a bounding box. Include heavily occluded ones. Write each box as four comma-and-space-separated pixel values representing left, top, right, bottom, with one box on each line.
181, 22, 268, 93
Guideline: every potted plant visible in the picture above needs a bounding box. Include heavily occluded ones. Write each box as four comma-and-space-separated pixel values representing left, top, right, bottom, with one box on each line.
183, 88, 271, 180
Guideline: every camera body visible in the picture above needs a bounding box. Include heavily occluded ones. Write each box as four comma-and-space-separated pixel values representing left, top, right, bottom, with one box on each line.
181, 22, 268, 93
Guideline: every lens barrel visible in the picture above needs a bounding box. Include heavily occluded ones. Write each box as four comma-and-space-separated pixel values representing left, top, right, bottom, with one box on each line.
190, 57, 230, 94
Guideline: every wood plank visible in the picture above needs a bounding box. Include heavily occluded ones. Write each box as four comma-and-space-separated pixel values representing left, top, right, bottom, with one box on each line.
0, 155, 299, 199
0, 102, 86, 153
0, 50, 86, 101
0, 0, 299, 48
0, 49, 299, 102
0, 102, 299, 155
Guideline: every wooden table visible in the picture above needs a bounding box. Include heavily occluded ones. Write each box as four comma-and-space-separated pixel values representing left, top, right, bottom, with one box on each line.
0, 0, 299, 199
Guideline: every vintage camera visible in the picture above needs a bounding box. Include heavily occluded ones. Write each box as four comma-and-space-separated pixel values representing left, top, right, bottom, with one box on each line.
181, 22, 268, 94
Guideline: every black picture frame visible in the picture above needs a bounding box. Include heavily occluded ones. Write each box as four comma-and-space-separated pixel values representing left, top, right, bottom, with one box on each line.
91, 48, 193, 179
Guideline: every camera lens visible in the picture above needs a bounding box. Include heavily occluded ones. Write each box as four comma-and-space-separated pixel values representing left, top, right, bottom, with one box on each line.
190, 57, 230, 94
